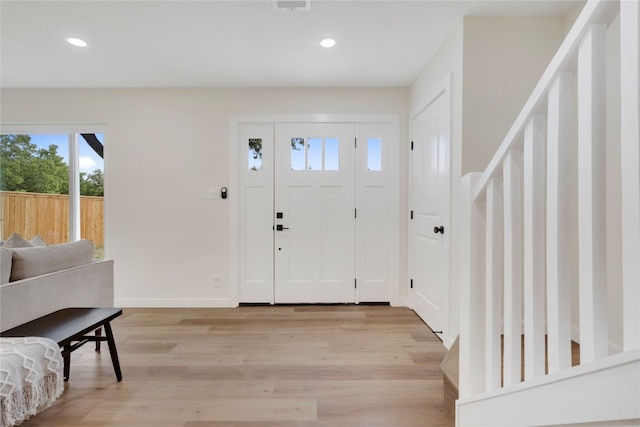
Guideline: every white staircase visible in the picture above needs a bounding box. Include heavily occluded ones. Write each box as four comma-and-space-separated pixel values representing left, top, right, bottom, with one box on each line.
457, 1, 640, 425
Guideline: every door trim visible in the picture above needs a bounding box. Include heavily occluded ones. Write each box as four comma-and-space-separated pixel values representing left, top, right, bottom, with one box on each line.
229, 114, 400, 306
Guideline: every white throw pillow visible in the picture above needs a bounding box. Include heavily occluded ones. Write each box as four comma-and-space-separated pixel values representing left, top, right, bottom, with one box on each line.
29, 235, 47, 247
2, 233, 33, 248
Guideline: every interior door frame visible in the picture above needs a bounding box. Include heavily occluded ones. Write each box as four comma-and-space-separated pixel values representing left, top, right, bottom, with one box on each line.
229, 114, 400, 306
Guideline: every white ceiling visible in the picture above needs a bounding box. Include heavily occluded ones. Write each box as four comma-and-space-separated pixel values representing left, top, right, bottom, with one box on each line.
0, 0, 582, 88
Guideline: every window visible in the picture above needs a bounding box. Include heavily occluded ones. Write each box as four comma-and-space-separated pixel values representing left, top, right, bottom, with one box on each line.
324, 138, 339, 171
0, 133, 105, 258
290, 136, 340, 171
307, 137, 322, 171
248, 138, 263, 171
367, 138, 382, 171
291, 137, 306, 171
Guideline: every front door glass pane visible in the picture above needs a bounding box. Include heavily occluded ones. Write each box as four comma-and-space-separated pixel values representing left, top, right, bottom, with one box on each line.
291, 137, 305, 171
324, 137, 339, 171
307, 137, 322, 171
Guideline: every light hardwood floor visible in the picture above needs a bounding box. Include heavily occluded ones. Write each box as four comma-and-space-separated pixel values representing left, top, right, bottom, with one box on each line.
22, 305, 453, 427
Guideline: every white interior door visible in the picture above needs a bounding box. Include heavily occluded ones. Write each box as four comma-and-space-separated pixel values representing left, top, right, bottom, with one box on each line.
274, 123, 356, 303
409, 88, 451, 336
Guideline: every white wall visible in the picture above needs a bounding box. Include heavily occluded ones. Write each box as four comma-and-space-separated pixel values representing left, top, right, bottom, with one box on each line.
461, 16, 565, 175
1, 87, 408, 306
564, 1, 588, 35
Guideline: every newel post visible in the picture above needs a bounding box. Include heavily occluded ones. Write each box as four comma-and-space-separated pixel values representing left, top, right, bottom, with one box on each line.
620, 0, 640, 351
458, 173, 485, 399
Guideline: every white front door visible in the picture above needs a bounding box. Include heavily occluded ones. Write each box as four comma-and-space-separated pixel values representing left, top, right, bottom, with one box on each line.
274, 123, 356, 303
409, 85, 451, 336
236, 116, 399, 305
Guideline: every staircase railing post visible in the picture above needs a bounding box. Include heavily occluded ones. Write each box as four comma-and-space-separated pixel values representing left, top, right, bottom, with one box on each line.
458, 173, 485, 400
577, 22, 609, 363
621, 0, 640, 353
484, 176, 503, 391
546, 72, 574, 373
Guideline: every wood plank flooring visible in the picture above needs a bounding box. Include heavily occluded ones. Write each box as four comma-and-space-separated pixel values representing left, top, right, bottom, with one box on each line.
21, 305, 453, 427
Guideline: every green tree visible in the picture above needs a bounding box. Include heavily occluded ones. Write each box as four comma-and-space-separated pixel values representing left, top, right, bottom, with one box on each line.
0, 134, 69, 194
80, 169, 104, 196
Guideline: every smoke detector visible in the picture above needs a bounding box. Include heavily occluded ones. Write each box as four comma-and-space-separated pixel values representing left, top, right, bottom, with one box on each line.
273, 0, 311, 11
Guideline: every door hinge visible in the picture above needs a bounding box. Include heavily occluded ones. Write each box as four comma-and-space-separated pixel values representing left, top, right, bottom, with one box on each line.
410, 279, 413, 289
411, 140, 414, 151
410, 210, 414, 220
355, 278, 357, 289
355, 208, 357, 219
355, 137, 357, 148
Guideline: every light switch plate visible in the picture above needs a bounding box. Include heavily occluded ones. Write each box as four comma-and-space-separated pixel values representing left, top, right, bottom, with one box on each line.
200, 187, 220, 199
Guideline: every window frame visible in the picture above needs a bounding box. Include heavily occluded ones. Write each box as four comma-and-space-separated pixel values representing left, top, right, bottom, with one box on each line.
0, 123, 107, 248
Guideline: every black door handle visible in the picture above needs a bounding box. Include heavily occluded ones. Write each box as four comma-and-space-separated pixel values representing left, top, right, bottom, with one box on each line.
434, 226, 444, 234
276, 224, 289, 231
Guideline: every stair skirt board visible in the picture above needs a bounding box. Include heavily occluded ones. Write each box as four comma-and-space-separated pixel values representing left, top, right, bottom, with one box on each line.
456, 349, 640, 427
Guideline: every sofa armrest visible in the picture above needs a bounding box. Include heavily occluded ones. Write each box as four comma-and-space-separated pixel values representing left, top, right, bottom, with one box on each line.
0, 259, 114, 332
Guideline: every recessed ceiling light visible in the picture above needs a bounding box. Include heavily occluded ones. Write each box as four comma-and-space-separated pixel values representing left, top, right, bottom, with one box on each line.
320, 38, 336, 48
66, 37, 88, 48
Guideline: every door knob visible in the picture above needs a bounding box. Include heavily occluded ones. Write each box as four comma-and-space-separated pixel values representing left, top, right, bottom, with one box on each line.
434, 226, 444, 234
276, 224, 289, 231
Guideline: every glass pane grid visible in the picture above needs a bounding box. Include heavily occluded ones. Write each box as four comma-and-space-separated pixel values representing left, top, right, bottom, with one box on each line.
290, 136, 340, 171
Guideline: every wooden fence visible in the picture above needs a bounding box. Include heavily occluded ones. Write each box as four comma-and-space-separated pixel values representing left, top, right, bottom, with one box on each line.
0, 191, 104, 245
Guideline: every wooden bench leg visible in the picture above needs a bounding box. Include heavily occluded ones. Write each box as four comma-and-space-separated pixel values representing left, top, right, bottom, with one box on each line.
104, 322, 122, 382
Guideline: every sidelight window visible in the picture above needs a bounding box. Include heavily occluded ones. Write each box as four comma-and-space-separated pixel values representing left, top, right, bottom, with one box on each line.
367, 138, 382, 171
248, 138, 263, 171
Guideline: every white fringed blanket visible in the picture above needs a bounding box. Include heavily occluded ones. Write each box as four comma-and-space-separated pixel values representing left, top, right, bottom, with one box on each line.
0, 337, 64, 427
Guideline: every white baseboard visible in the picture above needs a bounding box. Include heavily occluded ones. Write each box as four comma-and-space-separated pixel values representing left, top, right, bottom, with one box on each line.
114, 298, 238, 308
392, 296, 408, 307
443, 335, 455, 349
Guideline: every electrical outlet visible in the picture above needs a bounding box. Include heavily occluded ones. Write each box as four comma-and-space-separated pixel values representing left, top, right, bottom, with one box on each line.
212, 275, 221, 287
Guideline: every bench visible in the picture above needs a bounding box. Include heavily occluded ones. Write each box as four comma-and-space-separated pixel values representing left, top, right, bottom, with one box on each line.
0, 307, 123, 382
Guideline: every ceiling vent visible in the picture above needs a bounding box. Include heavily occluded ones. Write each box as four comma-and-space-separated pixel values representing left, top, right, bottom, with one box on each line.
273, 0, 310, 11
